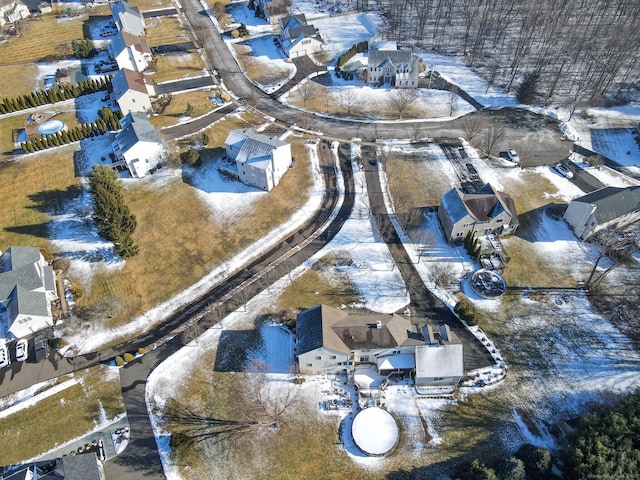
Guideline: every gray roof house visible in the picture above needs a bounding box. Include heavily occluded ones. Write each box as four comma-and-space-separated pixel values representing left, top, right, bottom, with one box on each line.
278, 14, 323, 58
110, 0, 145, 37
366, 42, 420, 88
563, 186, 640, 240
224, 129, 292, 191
0, 246, 58, 339
438, 183, 519, 244
296, 305, 464, 386
112, 111, 165, 178
2, 451, 105, 480
255, 0, 291, 24
107, 30, 152, 73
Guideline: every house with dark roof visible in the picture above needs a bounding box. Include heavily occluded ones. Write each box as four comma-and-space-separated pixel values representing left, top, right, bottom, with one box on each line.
296, 305, 464, 385
224, 129, 292, 191
563, 186, 640, 240
366, 42, 420, 88
0, 0, 29, 27
278, 14, 323, 58
112, 111, 165, 178
110, 0, 145, 37
0, 246, 58, 339
255, 0, 291, 24
1, 451, 105, 480
110, 68, 155, 115
108, 31, 152, 73
438, 183, 519, 244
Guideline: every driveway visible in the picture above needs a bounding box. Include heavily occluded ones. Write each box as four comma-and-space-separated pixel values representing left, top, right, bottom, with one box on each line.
154, 75, 215, 95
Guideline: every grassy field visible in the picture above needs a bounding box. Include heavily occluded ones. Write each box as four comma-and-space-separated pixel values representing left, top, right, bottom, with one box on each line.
153, 52, 206, 83
0, 14, 85, 65
149, 90, 219, 128
0, 365, 124, 465
145, 16, 189, 48
0, 64, 39, 99
232, 44, 291, 87
74, 121, 313, 330
0, 147, 81, 250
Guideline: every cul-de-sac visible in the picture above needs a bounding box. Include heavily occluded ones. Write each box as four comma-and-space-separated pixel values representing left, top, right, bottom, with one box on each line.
0, 0, 639, 478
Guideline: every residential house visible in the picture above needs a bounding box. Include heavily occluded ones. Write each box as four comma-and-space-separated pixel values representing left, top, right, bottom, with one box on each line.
563, 186, 640, 240
0, 0, 29, 27
37, 1, 51, 14
414, 325, 464, 386
108, 31, 152, 73
224, 129, 292, 191
0, 246, 58, 339
255, 0, 290, 24
296, 305, 464, 386
438, 183, 519, 244
111, 68, 154, 115
110, 0, 145, 37
112, 111, 165, 178
278, 14, 323, 58
366, 42, 420, 88
2, 451, 105, 480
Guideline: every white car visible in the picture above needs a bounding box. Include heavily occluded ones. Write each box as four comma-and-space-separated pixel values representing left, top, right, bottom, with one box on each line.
554, 163, 574, 178
0, 343, 10, 369
507, 149, 520, 164
15, 339, 28, 362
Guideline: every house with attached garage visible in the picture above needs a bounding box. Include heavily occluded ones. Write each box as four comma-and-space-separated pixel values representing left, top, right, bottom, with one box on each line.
296, 305, 464, 386
366, 41, 420, 88
111, 68, 155, 115
255, 0, 291, 24
0, 0, 29, 27
563, 186, 640, 240
112, 111, 165, 178
110, 0, 145, 37
0, 246, 58, 340
108, 31, 152, 73
438, 183, 519, 244
224, 129, 292, 191
278, 14, 323, 58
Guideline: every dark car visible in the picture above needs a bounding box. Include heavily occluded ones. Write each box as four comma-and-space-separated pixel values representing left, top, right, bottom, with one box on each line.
34, 335, 49, 362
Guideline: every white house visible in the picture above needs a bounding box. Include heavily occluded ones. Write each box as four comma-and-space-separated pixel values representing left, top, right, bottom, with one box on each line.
563, 186, 640, 240
0, 0, 29, 27
366, 42, 420, 88
112, 112, 165, 178
278, 14, 323, 58
111, 68, 154, 115
0, 246, 58, 339
224, 129, 292, 191
438, 183, 519, 244
296, 305, 464, 386
255, 0, 290, 24
110, 0, 145, 37
108, 31, 152, 73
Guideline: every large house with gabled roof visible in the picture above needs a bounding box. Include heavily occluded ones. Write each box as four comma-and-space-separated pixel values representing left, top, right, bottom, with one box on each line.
0, 0, 29, 27
563, 186, 640, 240
278, 14, 323, 58
112, 111, 165, 178
108, 31, 152, 73
438, 183, 519, 244
111, 68, 155, 115
366, 42, 420, 88
110, 0, 145, 37
0, 246, 58, 339
296, 305, 464, 386
255, 0, 291, 24
224, 129, 292, 191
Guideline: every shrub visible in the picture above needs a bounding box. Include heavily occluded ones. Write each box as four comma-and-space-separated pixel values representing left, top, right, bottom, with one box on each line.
454, 297, 479, 326
70, 282, 84, 300
115, 356, 125, 366
181, 147, 201, 166
138, 347, 147, 355
515, 444, 552, 480
124, 352, 135, 363
71, 39, 97, 58
50, 338, 66, 349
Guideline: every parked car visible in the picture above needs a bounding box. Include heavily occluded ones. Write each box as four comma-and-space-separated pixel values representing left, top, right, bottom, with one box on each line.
0, 343, 9, 368
554, 163, 574, 178
15, 338, 28, 362
34, 336, 49, 362
507, 149, 520, 164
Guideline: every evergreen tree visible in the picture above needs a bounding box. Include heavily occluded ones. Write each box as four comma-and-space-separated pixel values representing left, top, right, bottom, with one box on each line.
516, 72, 540, 105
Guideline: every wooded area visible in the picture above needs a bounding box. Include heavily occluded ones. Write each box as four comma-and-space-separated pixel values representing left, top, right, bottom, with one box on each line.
355, 0, 640, 105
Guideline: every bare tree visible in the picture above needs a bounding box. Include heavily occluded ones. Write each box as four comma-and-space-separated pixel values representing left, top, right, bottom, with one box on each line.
448, 85, 459, 116
386, 88, 419, 119
461, 114, 484, 143
296, 81, 316, 108
429, 262, 454, 287
481, 123, 505, 156
585, 230, 636, 289
335, 89, 361, 117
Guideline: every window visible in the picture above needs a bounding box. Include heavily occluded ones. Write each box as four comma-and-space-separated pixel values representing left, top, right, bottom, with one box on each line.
496, 219, 503, 223
330, 355, 336, 359
315, 355, 322, 360
306, 363, 313, 367
456, 232, 463, 237
360, 356, 369, 362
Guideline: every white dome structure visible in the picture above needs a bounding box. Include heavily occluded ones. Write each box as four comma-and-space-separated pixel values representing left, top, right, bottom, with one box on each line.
351, 407, 399, 456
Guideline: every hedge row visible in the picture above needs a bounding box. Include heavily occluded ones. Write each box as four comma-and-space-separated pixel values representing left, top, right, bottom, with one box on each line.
0, 76, 111, 114
337, 40, 368, 68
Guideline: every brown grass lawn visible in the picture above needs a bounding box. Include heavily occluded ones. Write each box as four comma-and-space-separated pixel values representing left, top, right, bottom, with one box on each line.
145, 16, 189, 47
0, 64, 39, 99
153, 53, 205, 83
135, 0, 175, 10
0, 14, 85, 65
75, 122, 313, 330
149, 90, 219, 128
0, 147, 80, 251
233, 44, 291, 87
0, 364, 124, 465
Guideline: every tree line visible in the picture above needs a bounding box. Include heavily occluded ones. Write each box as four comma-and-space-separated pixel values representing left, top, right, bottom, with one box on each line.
0, 76, 110, 114
370, 0, 640, 106
88, 165, 139, 259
